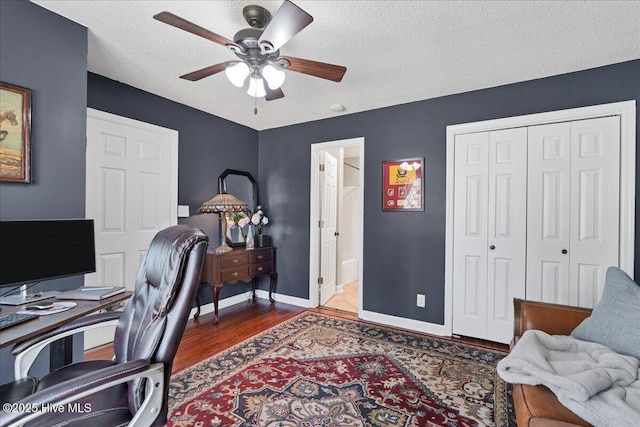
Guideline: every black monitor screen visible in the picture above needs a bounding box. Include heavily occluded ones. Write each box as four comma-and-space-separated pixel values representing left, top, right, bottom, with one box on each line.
0, 219, 96, 286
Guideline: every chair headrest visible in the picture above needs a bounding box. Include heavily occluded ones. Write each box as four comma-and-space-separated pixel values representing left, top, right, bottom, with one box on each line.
144, 225, 208, 289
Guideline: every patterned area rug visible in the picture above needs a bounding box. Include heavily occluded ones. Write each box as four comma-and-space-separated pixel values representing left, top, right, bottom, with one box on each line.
169, 312, 515, 426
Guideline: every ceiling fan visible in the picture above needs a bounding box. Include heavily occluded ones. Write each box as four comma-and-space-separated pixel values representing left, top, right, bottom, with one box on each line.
153, 0, 347, 103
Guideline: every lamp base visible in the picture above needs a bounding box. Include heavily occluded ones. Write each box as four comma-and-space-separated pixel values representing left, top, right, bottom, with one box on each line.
214, 243, 233, 254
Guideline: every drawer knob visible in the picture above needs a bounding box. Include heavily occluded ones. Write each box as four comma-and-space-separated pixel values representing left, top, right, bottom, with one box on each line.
232, 272, 239, 276
233, 259, 239, 264
257, 267, 263, 271
258, 255, 263, 259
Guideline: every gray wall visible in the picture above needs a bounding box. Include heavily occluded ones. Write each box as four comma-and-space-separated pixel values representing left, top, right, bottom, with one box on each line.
0, 0, 87, 384
2, 0, 639, 385
87, 73, 259, 302
259, 59, 640, 325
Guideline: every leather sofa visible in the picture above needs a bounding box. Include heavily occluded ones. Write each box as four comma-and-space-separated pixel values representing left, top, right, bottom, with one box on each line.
511, 299, 592, 427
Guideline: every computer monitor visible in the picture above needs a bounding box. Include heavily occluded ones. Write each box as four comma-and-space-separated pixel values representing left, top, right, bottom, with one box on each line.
0, 219, 96, 305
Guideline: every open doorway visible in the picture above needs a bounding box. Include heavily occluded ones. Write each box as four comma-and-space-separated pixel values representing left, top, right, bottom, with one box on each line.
309, 138, 364, 316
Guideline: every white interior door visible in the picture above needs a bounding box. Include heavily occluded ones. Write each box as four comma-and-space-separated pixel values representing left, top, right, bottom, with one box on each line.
485, 128, 527, 343
527, 116, 620, 308
526, 122, 572, 303
453, 129, 527, 343
569, 116, 620, 307
319, 151, 338, 305
452, 132, 489, 339
84, 109, 178, 349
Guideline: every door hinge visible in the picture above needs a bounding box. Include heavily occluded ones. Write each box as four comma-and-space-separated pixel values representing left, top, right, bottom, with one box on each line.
318, 220, 324, 228
319, 164, 325, 172
317, 276, 324, 285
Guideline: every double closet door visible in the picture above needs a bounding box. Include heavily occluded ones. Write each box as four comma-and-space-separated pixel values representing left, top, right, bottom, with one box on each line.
452, 116, 620, 344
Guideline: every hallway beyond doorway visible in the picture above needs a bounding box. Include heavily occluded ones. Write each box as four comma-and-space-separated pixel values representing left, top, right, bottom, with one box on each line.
323, 281, 358, 314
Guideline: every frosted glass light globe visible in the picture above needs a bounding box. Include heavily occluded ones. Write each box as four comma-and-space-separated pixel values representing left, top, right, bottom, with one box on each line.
225, 62, 250, 88
262, 65, 285, 90
247, 77, 266, 97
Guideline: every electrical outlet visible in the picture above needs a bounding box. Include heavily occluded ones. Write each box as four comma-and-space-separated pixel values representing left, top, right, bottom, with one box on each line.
416, 294, 426, 308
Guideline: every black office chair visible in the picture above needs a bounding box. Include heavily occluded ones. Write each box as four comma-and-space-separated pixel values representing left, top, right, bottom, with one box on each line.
0, 225, 208, 427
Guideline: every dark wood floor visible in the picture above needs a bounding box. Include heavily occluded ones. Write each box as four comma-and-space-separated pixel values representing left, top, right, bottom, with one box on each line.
85, 300, 507, 373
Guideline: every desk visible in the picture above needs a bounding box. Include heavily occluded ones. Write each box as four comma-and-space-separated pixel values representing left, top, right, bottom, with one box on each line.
0, 292, 132, 369
195, 247, 276, 323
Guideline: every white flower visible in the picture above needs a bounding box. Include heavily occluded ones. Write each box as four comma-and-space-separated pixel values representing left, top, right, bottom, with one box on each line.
261, 217, 269, 226
251, 213, 261, 225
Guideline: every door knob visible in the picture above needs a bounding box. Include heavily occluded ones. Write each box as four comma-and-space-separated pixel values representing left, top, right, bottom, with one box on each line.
562, 249, 568, 254
489, 245, 495, 250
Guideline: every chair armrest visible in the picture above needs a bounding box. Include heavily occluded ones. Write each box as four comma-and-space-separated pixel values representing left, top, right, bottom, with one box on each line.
1, 360, 164, 427
12, 312, 121, 379
513, 298, 592, 338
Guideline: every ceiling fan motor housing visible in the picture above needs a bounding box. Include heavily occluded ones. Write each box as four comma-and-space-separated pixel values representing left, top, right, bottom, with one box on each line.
243, 5, 271, 28
233, 27, 282, 71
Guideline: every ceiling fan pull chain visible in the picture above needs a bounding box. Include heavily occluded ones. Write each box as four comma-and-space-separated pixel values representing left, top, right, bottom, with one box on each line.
254, 93, 258, 115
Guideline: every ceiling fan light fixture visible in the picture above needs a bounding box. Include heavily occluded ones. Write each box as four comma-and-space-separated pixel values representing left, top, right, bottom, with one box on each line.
247, 76, 266, 97
262, 65, 286, 90
225, 62, 250, 87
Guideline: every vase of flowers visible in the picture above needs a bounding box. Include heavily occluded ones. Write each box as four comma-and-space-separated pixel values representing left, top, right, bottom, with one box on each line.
226, 212, 246, 243
250, 206, 271, 247
242, 216, 255, 250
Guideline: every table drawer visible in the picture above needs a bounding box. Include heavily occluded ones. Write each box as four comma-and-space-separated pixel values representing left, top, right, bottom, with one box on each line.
250, 262, 271, 276
221, 252, 248, 268
220, 265, 249, 282
249, 249, 271, 264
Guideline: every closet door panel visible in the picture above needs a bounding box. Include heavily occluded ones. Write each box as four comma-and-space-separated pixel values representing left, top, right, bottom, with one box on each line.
570, 116, 620, 307
527, 122, 571, 304
453, 132, 489, 339
486, 128, 527, 343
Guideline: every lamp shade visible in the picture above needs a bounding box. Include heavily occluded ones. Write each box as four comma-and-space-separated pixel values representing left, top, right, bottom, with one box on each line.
199, 193, 248, 213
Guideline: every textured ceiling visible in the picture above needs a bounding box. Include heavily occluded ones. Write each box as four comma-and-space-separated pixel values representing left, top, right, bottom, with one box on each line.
31, 1, 640, 131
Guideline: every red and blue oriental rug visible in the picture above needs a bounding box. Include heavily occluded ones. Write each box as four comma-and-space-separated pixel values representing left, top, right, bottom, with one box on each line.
169, 311, 515, 426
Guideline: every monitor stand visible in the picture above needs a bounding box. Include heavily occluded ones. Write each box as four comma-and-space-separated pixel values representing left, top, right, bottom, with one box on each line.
0, 284, 60, 306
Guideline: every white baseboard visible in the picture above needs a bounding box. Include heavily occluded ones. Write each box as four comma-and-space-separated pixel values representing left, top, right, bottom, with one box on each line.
254, 289, 313, 308
188, 290, 313, 319
360, 309, 449, 337
188, 292, 253, 319
188, 292, 449, 338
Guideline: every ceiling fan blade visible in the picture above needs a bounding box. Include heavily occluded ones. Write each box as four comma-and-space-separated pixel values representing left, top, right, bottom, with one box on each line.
278, 56, 347, 82
265, 86, 285, 101
258, 1, 313, 53
153, 11, 242, 52
180, 61, 234, 81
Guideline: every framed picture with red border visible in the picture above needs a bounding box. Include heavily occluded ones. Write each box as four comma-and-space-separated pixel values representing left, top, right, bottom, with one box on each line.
382, 158, 424, 211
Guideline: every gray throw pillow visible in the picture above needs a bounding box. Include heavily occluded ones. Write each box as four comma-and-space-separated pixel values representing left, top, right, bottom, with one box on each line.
571, 266, 640, 360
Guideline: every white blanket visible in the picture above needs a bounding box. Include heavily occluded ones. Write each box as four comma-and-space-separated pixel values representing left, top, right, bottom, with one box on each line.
497, 330, 640, 426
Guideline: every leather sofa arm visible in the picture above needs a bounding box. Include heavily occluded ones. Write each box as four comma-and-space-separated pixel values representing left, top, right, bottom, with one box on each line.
513, 298, 592, 338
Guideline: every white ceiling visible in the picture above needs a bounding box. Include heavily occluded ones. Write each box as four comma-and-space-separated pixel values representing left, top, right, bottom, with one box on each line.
31, 1, 640, 131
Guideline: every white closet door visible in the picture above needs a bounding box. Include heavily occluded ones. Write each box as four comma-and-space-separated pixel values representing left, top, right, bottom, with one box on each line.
569, 116, 620, 307
527, 122, 572, 304
453, 132, 489, 339
527, 117, 620, 308
486, 128, 527, 343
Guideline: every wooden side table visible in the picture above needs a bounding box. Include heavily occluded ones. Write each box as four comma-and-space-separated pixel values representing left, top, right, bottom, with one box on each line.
194, 246, 276, 323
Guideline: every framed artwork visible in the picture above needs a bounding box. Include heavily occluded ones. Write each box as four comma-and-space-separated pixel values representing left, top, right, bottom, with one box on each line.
0, 82, 31, 183
382, 158, 424, 211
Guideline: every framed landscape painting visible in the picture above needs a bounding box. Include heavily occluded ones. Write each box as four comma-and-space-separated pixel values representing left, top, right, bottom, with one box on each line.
0, 82, 31, 183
